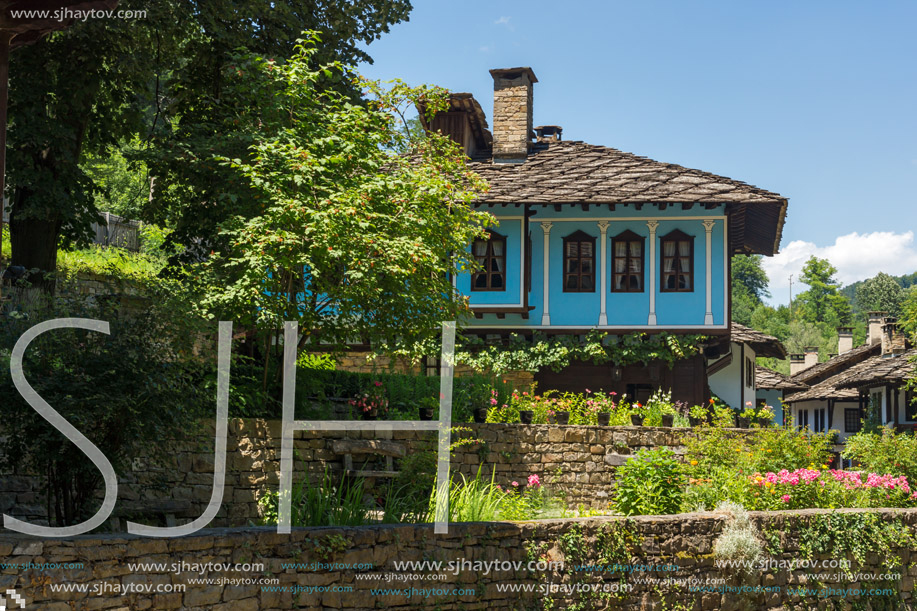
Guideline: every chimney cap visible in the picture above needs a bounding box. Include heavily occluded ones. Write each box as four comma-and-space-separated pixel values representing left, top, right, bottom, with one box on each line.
837, 326, 854, 334
803, 346, 819, 352
867, 310, 888, 318
489, 67, 538, 83
789, 354, 805, 362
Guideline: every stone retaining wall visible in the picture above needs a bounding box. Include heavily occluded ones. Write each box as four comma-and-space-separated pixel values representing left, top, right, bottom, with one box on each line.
1, 422, 741, 529
1, 508, 914, 610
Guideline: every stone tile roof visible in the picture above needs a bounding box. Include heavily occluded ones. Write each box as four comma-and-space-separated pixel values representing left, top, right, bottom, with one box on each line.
466, 140, 788, 255
783, 378, 859, 403
834, 349, 917, 390
789, 342, 881, 386
730, 323, 787, 359
756, 365, 808, 392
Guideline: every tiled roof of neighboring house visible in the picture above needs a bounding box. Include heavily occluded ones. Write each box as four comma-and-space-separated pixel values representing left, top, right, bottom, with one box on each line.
789, 342, 881, 386
834, 349, 917, 390
756, 365, 808, 392
730, 323, 787, 359
466, 140, 788, 255
783, 378, 859, 403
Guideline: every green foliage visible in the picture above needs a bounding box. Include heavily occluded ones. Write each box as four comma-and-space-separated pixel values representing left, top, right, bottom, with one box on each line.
82, 145, 150, 219
178, 38, 490, 361
711, 502, 763, 570
795, 256, 852, 325
0, 288, 209, 526
455, 330, 705, 376
441, 467, 504, 523
258, 467, 374, 527
796, 512, 915, 568
613, 448, 685, 516
855, 272, 906, 317
732, 255, 770, 326
900, 286, 917, 339
843, 427, 917, 482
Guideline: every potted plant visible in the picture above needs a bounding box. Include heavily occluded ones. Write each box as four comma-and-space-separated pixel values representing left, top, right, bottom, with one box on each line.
473, 407, 489, 423
688, 404, 707, 427
597, 411, 611, 426
660, 412, 675, 427
349, 381, 389, 421
755, 404, 775, 428
553, 410, 570, 425
418, 396, 437, 421
519, 410, 534, 424
736, 402, 755, 428
630, 403, 645, 426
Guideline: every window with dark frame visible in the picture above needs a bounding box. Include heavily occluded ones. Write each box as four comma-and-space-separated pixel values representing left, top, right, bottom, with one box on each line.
611, 230, 644, 292
660, 229, 694, 292
745, 358, 754, 388
845, 408, 861, 433
562, 230, 595, 292
471, 231, 506, 291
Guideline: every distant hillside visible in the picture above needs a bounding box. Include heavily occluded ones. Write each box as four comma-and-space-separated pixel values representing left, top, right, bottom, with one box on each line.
841, 271, 917, 312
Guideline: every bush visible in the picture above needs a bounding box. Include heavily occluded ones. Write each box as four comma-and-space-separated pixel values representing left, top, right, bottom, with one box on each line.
843, 426, 917, 482
614, 448, 685, 516
712, 502, 763, 571
0, 289, 208, 527
259, 467, 373, 527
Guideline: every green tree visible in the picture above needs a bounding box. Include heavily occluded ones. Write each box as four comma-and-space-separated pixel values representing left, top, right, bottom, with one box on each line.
193, 40, 491, 365
7, 0, 411, 289
795, 256, 852, 325
899, 287, 917, 339
731, 255, 770, 326
855, 272, 905, 317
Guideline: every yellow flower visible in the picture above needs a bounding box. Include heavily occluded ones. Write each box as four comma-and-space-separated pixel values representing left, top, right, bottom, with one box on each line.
690, 460, 698, 466
764, 482, 772, 488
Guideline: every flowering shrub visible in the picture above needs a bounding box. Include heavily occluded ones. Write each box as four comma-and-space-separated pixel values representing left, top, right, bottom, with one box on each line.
498, 474, 551, 520
349, 381, 389, 417
487, 385, 635, 426
614, 448, 685, 516
843, 426, 917, 483
745, 468, 917, 510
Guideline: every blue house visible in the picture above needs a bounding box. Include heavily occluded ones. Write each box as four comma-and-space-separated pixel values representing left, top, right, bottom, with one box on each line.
422, 67, 788, 405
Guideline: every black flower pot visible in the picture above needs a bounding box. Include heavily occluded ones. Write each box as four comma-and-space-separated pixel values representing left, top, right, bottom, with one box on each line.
519, 410, 534, 425
630, 414, 644, 426
473, 408, 488, 424
597, 413, 611, 426
419, 407, 434, 421
362, 410, 377, 421
661, 414, 675, 427
554, 411, 570, 425
689, 417, 703, 427
736, 417, 751, 429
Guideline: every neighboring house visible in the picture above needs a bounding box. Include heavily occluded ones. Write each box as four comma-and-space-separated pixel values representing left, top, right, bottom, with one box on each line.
426, 67, 788, 405
707, 323, 787, 411
782, 314, 891, 443
754, 365, 807, 426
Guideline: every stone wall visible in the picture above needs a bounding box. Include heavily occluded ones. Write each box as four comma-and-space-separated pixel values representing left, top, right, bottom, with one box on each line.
1, 422, 714, 529
1, 508, 914, 610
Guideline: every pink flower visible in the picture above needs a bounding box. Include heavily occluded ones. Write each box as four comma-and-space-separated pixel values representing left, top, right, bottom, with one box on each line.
528, 474, 541, 488
781, 495, 790, 503
490, 398, 498, 405
511, 481, 519, 487
374, 381, 382, 387
610, 391, 617, 396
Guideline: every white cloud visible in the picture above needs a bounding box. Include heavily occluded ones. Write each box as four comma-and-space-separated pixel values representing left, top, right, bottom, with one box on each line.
762, 231, 917, 302
478, 44, 494, 53
494, 16, 512, 26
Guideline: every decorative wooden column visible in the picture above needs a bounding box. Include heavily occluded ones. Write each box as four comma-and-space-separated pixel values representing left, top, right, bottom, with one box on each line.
539, 221, 553, 326
597, 220, 610, 325
646, 220, 658, 325
703, 219, 716, 325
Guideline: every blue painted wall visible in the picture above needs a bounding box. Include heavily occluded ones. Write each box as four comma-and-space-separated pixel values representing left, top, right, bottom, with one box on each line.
462, 206, 728, 330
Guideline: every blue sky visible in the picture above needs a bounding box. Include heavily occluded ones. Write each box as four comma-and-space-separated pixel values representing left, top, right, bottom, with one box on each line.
357, 1, 917, 304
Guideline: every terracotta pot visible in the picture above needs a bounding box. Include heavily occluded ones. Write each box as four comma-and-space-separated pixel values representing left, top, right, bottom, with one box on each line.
630, 414, 644, 426
597, 413, 611, 426
473, 408, 488, 424
661, 414, 675, 427
554, 411, 570, 425
519, 410, 534, 425
419, 407, 434, 421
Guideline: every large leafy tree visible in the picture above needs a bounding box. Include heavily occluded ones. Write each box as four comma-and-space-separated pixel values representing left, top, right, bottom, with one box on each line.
795, 256, 852, 325
855, 272, 905, 317
6, 0, 412, 289
192, 40, 491, 363
731, 254, 770, 326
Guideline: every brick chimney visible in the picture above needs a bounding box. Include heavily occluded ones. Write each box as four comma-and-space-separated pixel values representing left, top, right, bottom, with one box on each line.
837, 326, 853, 354
789, 354, 806, 376
490, 67, 537, 163
804, 346, 819, 370
880, 317, 906, 355
867, 311, 887, 346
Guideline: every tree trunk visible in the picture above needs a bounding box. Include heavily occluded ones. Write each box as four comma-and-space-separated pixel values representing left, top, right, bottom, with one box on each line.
9, 187, 62, 293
